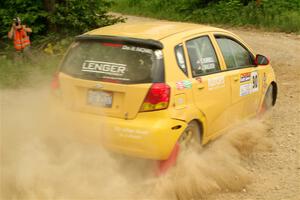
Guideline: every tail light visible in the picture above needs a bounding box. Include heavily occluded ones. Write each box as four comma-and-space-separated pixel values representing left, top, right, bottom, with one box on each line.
140, 83, 170, 112
51, 73, 60, 90
101, 43, 123, 48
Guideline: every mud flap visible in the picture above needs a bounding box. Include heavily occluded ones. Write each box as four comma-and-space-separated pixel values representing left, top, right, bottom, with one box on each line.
156, 142, 180, 176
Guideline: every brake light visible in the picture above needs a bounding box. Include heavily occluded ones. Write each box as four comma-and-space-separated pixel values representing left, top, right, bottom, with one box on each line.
101, 43, 123, 48
51, 73, 60, 90
140, 83, 170, 112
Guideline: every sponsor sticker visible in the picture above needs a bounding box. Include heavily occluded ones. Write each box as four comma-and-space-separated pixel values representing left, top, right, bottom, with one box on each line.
176, 80, 192, 90
251, 71, 259, 93
240, 83, 252, 96
208, 76, 225, 90
182, 80, 192, 89
114, 126, 149, 140
239, 71, 259, 96
240, 72, 251, 83
82, 60, 127, 77
176, 81, 185, 90
122, 45, 153, 54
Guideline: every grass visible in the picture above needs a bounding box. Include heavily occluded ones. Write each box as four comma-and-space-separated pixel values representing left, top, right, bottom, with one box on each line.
0, 53, 61, 89
0, 35, 73, 89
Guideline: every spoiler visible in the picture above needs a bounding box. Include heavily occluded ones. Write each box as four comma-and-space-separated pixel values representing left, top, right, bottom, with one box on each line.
75, 35, 164, 50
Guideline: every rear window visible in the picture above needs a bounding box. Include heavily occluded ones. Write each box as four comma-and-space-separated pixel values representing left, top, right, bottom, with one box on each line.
60, 40, 165, 84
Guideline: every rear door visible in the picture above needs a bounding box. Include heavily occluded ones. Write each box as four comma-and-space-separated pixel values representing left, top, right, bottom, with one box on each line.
183, 35, 232, 136
214, 35, 259, 118
58, 39, 165, 119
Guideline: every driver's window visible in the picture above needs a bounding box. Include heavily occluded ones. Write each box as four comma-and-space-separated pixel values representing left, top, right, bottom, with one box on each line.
215, 36, 255, 69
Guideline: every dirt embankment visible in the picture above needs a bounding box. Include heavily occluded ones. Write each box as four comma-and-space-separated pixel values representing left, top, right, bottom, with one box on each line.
0, 14, 299, 200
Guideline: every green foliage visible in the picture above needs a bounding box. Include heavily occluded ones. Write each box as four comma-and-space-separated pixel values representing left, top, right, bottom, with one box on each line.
112, 0, 300, 33
0, 0, 124, 39
0, 0, 125, 89
0, 33, 74, 89
48, 0, 124, 35
0, 1, 47, 38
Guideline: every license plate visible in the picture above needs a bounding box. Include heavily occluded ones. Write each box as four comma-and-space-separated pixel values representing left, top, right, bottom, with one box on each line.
87, 90, 112, 107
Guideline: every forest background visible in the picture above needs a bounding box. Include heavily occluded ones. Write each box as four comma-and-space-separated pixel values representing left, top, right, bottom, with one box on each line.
0, 0, 299, 88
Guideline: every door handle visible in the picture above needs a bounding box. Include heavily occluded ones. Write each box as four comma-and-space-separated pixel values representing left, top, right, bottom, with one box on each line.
197, 83, 205, 89
233, 76, 239, 82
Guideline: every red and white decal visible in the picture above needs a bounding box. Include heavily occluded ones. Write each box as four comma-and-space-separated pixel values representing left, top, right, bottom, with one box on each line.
240, 72, 251, 83
176, 81, 185, 90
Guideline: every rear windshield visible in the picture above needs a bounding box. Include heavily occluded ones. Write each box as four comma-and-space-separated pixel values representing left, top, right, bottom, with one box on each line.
60, 40, 165, 84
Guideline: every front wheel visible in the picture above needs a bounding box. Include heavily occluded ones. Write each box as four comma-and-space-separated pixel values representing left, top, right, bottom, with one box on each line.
261, 85, 274, 114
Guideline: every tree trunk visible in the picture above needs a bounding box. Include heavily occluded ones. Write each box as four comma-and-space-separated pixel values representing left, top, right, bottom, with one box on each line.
43, 0, 57, 32
256, 0, 261, 6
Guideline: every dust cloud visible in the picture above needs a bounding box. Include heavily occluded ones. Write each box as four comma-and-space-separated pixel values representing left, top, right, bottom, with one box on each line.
0, 85, 273, 200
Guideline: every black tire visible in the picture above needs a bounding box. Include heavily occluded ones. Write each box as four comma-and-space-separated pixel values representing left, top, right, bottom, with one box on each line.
156, 121, 202, 175
263, 85, 274, 111
178, 120, 202, 149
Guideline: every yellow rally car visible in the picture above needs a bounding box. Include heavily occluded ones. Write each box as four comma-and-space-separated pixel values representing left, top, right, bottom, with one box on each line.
52, 21, 277, 168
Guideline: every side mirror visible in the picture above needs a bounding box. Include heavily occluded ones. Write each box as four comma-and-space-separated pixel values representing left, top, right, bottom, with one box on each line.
255, 54, 270, 66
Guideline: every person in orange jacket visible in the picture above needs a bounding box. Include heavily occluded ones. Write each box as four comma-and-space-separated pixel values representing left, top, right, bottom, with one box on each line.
8, 17, 33, 61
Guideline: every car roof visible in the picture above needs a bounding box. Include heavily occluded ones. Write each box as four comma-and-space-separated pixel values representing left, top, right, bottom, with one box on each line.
85, 21, 225, 41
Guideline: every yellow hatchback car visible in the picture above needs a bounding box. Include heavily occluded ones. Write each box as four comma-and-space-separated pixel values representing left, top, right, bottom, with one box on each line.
52, 21, 277, 165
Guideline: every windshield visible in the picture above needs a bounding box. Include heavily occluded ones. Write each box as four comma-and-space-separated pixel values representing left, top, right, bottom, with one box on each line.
60, 40, 165, 84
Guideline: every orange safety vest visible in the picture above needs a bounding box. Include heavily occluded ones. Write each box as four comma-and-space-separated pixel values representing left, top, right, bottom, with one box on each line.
14, 28, 30, 51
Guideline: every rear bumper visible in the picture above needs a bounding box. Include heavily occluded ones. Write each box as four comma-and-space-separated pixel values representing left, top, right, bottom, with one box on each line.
65, 110, 187, 160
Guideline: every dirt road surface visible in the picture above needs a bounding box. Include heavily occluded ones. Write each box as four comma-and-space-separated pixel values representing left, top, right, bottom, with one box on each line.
1, 14, 299, 200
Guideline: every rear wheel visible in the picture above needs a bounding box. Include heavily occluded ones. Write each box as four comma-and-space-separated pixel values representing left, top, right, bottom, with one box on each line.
157, 121, 202, 175
178, 120, 202, 149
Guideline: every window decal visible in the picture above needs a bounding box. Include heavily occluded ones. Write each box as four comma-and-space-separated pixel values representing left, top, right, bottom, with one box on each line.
61, 40, 164, 84
122, 45, 153, 54
195, 57, 216, 71
82, 60, 127, 77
